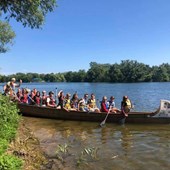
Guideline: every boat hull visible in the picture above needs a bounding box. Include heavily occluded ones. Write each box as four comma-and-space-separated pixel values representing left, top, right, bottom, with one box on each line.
18, 103, 170, 124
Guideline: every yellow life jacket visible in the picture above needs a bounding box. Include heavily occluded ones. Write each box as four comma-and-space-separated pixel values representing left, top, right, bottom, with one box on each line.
89, 99, 96, 108
65, 99, 71, 109
125, 99, 131, 109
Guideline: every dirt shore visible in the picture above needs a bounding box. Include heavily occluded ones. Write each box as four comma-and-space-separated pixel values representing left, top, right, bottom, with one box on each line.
7, 119, 51, 170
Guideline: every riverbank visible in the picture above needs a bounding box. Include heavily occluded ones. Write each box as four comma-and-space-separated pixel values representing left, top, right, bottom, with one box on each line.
8, 118, 69, 170
7, 119, 48, 170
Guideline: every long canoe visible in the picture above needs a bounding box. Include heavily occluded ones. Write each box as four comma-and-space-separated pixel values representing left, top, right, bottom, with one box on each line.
18, 99, 170, 124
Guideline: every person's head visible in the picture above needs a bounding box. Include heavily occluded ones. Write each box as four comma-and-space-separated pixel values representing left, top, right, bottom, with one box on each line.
49, 91, 54, 96
36, 91, 40, 97
11, 78, 16, 82
33, 88, 37, 94
110, 96, 115, 101
10, 78, 16, 85
102, 96, 107, 102
66, 93, 71, 99
84, 93, 88, 99
72, 93, 78, 100
123, 96, 128, 101
42, 90, 46, 95
26, 88, 31, 93
91, 93, 95, 99
30, 90, 34, 96
17, 88, 22, 93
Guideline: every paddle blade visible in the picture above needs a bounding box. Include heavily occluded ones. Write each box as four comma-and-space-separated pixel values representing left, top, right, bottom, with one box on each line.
100, 120, 105, 127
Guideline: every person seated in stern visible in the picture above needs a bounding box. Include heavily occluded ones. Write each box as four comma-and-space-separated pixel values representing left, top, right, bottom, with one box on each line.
87, 93, 100, 113
108, 96, 121, 113
121, 95, 132, 117
46, 91, 56, 108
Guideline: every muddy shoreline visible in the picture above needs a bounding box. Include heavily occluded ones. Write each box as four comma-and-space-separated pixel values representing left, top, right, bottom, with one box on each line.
7, 119, 62, 170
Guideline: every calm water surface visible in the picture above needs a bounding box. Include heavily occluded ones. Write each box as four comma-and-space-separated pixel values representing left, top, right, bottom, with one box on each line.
24, 117, 170, 170
1, 82, 170, 169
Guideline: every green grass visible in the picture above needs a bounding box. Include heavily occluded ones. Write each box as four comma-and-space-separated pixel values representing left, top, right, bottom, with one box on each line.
0, 94, 23, 170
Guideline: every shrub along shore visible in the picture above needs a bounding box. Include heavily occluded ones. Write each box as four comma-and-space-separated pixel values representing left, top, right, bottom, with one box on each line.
0, 94, 22, 169
0, 94, 49, 169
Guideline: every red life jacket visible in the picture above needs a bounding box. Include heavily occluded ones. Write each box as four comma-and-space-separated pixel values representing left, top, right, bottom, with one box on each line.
34, 96, 41, 105
42, 96, 47, 105
48, 97, 55, 106
21, 94, 28, 103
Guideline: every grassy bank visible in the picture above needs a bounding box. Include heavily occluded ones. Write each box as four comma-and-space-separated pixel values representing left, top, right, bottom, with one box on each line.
0, 94, 22, 169
0, 94, 49, 170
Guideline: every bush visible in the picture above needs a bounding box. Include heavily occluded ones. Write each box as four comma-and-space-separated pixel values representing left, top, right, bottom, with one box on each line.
0, 94, 22, 169
0, 154, 22, 170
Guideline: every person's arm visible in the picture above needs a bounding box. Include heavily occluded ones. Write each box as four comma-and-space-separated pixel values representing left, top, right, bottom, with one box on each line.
3, 85, 7, 91
15, 79, 22, 88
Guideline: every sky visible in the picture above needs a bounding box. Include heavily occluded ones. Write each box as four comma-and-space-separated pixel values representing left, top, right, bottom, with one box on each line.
0, 0, 170, 75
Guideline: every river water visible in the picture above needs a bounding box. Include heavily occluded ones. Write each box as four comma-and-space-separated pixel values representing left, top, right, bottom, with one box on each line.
1, 82, 170, 169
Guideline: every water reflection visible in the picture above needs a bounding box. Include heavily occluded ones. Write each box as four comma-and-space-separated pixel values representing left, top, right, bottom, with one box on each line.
23, 117, 170, 170
120, 126, 133, 154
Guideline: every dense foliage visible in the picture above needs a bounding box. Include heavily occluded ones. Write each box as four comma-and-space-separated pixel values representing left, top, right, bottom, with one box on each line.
0, 0, 56, 29
0, 0, 57, 53
0, 60, 170, 83
0, 20, 15, 53
0, 94, 22, 169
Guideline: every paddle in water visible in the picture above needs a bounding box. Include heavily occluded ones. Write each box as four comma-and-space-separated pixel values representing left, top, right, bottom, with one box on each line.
100, 110, 110, 127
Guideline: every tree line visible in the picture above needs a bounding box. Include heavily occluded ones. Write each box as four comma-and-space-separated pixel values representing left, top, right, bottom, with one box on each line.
0, 60, 170, 83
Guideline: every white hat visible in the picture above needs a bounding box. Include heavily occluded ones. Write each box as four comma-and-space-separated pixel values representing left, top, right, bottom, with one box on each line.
11, 78, 16, 82
25, 88, 31, 93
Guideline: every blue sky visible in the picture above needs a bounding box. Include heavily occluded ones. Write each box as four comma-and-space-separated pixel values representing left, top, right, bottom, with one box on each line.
1, 0, 170, 75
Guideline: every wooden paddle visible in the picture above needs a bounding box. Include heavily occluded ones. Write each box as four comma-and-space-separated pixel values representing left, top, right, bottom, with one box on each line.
100, 109, 111, 127
55, 87, 58, 104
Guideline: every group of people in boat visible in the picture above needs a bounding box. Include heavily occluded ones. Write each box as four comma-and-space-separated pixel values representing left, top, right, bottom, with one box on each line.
2, 78, 133, 116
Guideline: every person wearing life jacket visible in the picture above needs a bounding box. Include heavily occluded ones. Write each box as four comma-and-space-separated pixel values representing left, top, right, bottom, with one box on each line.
88, 93, 100, 112
71, 93, 79, 110
121, 96, 132, 117
64, 93, 71, 110
46, 91, 56, 108
78, 94, 89, 112
100, 96, 110, 112
57, 90, 65, 109
41, 90, 47, 106
16, 88, 23, 102
108, 96, 121, 113
20, 88, 30, 104
33, 91, 41, 106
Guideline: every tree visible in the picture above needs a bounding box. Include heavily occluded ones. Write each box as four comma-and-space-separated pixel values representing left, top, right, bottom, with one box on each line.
0, 0, 57, 28
0, 20, 15, 53
108, 64, 123, 82
86, 62, 111, 82
0, 0, 57, 53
